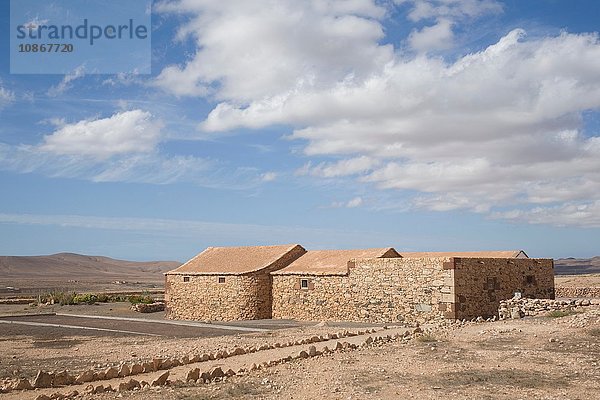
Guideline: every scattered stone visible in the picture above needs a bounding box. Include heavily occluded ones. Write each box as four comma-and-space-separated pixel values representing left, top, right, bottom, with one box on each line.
142, 362, 154, 373
131, 302, 165, 313
151, 358, 162, 371
151, 371, 169, 387
13, 378, 33, 390
299, 350, 309, 358
130, 363, 143, 375
209, 367, 225, 380
33, 371, 54, 388
186, 368, 200, 382
159, 359, 172, 370
75, 370, 94, 383
225, 369, 236, 377
104, 366, 119, 380
53, 371, 74, 386
200, 371, 211, 382
118, 364, 131, 377
308, 345, 317, 357
189, 354, 201, 363
232, 347, 246, 356
118, 379, 140, 392
35, 395, 51, 400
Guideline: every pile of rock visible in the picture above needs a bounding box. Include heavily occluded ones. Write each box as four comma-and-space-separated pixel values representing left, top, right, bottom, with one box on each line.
498, 296, 595, 320
131, 302, 165, 313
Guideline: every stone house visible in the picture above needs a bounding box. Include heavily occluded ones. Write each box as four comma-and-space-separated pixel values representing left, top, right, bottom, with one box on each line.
271, 250, 554, 324
164, 244, 306, 321
165, 245, 554, 323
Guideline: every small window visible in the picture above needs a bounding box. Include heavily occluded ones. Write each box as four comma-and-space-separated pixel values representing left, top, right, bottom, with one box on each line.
300, 279, 309, 289
218, 276, 226, 284
183, 276, 190, 282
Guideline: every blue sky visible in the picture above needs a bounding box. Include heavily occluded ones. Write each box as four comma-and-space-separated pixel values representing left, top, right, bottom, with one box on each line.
1, 0, 599, 261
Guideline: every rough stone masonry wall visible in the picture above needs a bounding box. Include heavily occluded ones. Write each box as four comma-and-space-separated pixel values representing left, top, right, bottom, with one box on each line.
450, 258, 554, 320
165, 273, 271, 321
165, 246, 306, 321
272, 258, 452, 324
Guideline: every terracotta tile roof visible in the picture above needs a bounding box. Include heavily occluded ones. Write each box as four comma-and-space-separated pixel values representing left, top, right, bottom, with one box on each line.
273, 248, 400, 276
167, 244, 304, 275
399, 250, 528, 259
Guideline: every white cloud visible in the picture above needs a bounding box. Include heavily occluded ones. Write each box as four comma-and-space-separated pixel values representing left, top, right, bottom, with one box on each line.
0, 109, 272, 189
331, 196, 364, 209
0, 212, 397, 250
47, 65, 86, 97
491, 201, 600, 228
153, 1, 600, 228
153, 0, 390, 99
298, 156, 379, 178
396, 0, 503, 22
40, 110, 163, 159
261, 171, 277, 182
0, 84, 15, 108
346, 196, 363, 208
408, 18, 454, 52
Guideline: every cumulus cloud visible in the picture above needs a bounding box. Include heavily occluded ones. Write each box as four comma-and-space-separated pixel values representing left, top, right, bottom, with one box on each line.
40, 110, 163, 159
0, 108, 275, 189
399, 0, 503, 51
153, 0, 390, 99
154, 1, 600, 228
408, 18, 454, 52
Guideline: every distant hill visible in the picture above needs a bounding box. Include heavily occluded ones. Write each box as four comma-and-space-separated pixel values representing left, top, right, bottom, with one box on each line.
0, 253, 181, 282
554, 256, 600, 275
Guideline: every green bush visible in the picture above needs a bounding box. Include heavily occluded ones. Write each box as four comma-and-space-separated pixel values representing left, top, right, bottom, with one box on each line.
73, 293, 98, 305
38, 291, 77, 305
128, 294, 154, 305
95, 293, 110, 303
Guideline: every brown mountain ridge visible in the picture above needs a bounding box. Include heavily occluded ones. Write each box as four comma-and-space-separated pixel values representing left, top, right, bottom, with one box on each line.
0, 253, 181, 281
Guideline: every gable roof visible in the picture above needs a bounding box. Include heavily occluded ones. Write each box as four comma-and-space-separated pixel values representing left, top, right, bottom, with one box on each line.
399, 250, 528, 259
167, 244, 305, 275
272, 248, 400, 276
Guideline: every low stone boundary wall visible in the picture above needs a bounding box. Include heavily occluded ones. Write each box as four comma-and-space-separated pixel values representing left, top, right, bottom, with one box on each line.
555, 287, 600, 298
1, 327, 400, 396
498, 296, 597, 320
130, 302, 165, 313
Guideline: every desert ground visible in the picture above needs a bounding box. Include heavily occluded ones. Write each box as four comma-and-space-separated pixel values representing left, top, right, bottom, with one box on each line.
0, 278, 598, 399
1, 254, 599, 400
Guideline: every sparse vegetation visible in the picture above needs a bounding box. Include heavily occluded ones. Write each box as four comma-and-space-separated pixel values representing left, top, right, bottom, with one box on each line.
38, 291, 77, 306
73, 293, 98, 305
128, 294, 154, 305
416, 333, 437, 342
589, 328, 600, 337
547, 309, 581, 318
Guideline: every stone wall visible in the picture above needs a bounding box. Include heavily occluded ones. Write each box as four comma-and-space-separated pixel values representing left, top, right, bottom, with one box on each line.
272, 258, 452, 324
448, 258, 554, 320
555, 287, 600, 298
165, 245, 305, 321
165, 273, 270, 321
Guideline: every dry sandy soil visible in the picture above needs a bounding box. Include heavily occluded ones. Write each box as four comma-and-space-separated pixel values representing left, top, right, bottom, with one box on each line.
1, 303, 599, 400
